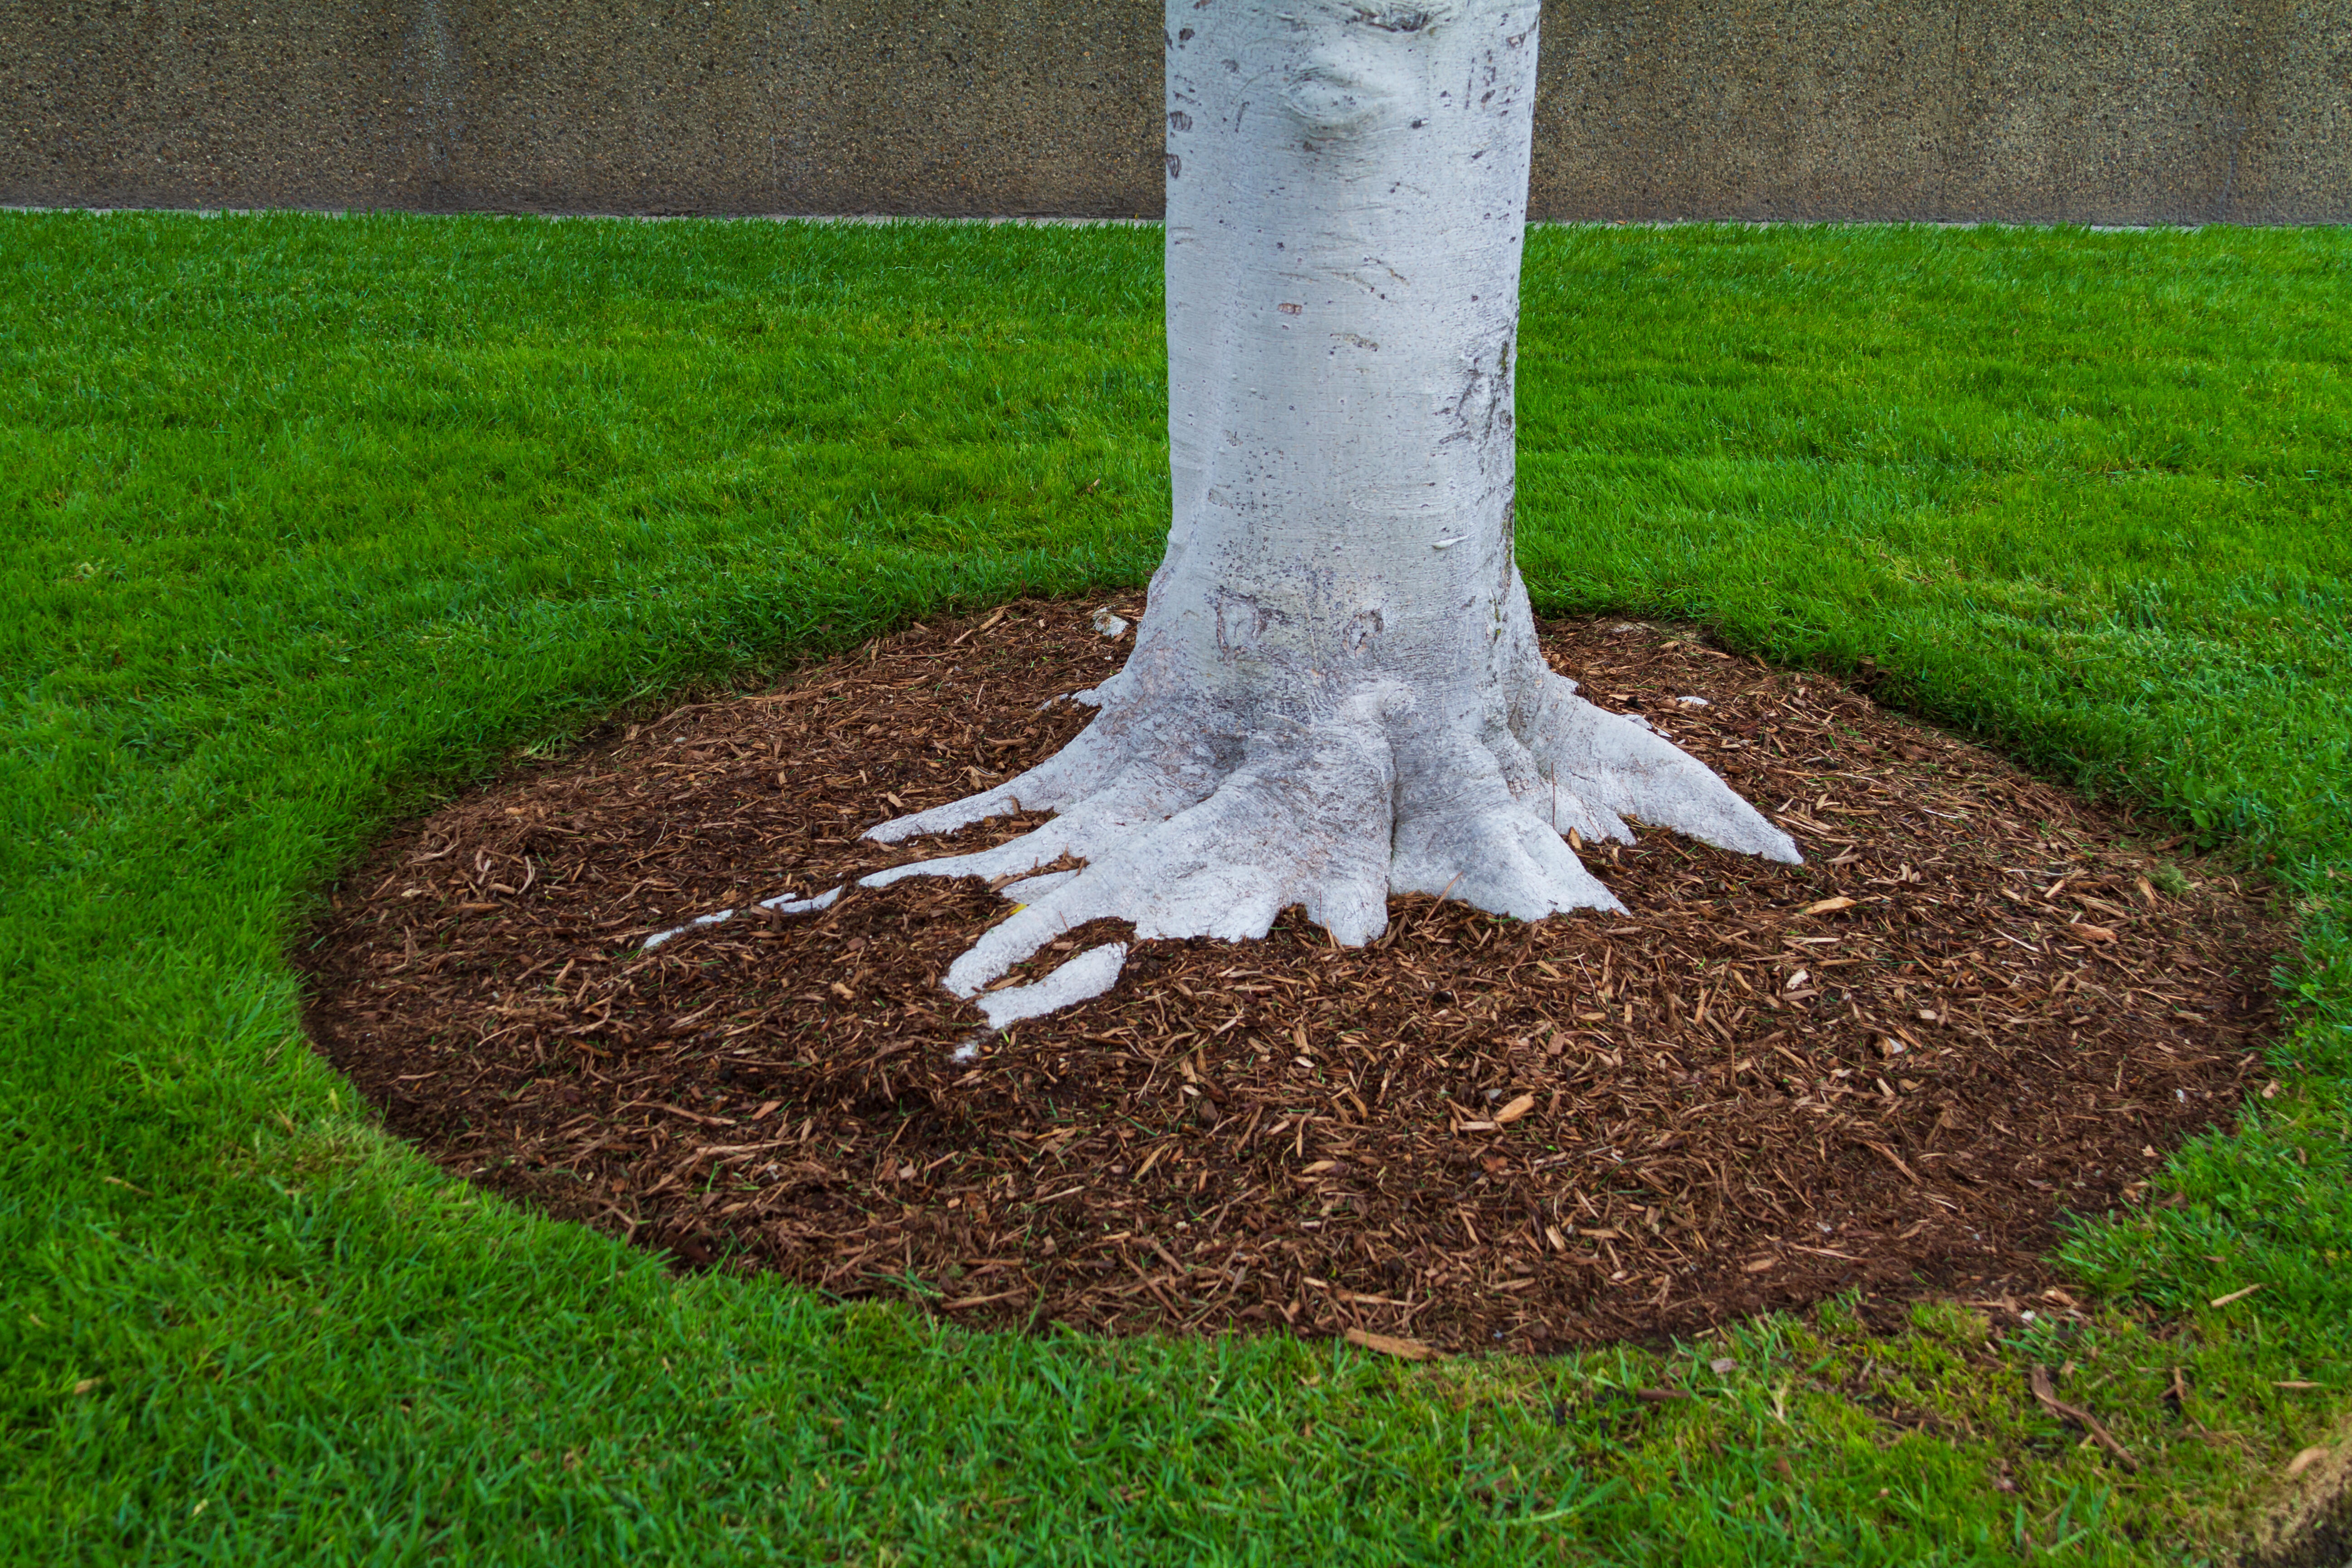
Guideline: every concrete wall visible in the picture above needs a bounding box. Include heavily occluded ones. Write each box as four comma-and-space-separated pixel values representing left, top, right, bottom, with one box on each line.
1538, 0, 2352, 223
5, 1, 2347, 224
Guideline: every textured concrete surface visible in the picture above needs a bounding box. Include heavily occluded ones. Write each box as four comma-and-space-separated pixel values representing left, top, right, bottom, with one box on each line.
4, 1, 2347, 222
1529, 0, 2352, 223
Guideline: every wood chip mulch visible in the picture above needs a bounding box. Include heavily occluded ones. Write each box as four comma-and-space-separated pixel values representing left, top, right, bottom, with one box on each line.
298, 602, 2283, 1354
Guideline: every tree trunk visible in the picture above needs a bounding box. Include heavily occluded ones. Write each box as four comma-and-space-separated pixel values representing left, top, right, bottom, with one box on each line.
867, 0, 1796, 1008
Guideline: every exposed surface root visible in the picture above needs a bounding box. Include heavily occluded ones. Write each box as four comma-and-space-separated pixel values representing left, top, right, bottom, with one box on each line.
299, 604, 2285, 1352
912, 706, 1399, 999
1516, 671, 1804, 865
643, 885, 840, 951
863, 622, 1798, 1012
975, 941, 1130, 1030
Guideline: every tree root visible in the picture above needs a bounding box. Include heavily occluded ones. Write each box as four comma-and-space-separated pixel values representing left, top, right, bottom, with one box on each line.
855, 672, 1798, 1021
641, 884, 842, 951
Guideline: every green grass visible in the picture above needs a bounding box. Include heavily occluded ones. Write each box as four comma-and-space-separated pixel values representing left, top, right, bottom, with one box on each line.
1, 210, 2346, 1564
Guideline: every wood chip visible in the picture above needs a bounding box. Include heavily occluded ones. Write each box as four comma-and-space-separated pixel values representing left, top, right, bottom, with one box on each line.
2028, 1364, 2135, 1468
1863, 1140, 1923, 1185
939, 1289, 1027, 1310
1344, 1328, 1440, 1361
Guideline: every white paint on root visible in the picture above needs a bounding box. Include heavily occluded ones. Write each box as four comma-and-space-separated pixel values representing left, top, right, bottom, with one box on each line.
640, 885, 843, 952
758, 886, 843, 916
642, 908, 735, 951
971, 942, 1130, 1029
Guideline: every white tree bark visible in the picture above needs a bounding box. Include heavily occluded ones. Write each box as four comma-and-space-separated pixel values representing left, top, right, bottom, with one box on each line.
863, 0, 1797, 1009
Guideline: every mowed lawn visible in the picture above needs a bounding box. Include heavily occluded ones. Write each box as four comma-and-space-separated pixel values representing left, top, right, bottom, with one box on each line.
2, 211, 2346, 1564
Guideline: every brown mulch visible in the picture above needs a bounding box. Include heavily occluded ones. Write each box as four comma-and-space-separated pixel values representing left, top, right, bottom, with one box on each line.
298, 601, 2284, 1354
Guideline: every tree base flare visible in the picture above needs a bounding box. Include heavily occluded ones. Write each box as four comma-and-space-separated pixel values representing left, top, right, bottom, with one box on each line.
862, 655, 1797, 1014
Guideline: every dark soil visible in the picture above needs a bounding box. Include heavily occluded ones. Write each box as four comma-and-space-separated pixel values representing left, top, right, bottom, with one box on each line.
299, 602, 2284, 1354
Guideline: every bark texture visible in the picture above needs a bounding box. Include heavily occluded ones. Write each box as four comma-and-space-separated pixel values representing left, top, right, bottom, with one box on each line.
865, 0, 1797, 1006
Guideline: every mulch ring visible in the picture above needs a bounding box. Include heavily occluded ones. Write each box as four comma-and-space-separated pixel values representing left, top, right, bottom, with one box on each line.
299, 601, 2284, 1355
